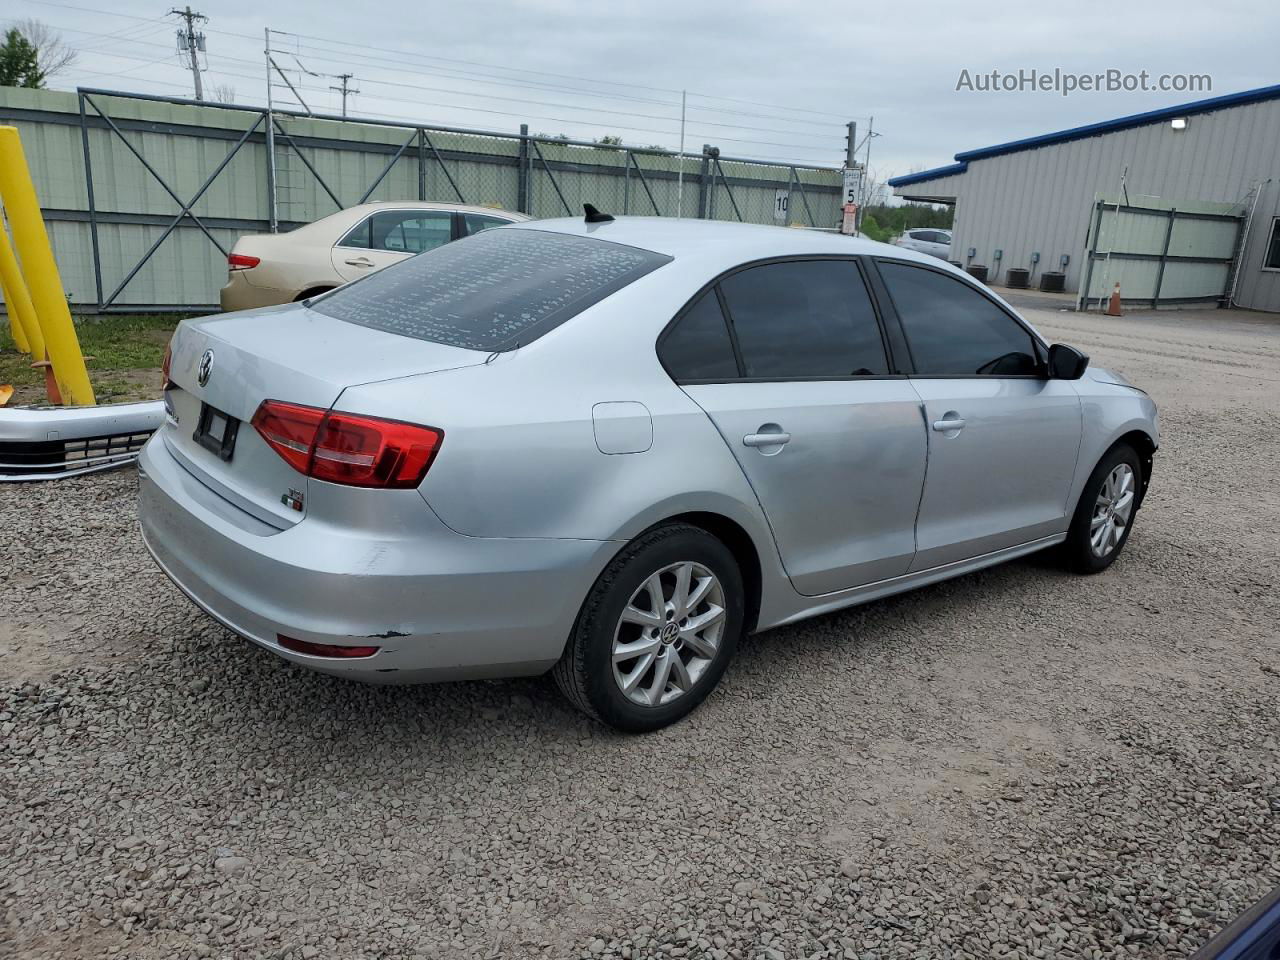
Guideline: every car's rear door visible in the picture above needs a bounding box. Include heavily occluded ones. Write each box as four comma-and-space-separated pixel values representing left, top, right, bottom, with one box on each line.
667, 258, 927, 596
331, 209, 455, 283
871, 258, 1082, 570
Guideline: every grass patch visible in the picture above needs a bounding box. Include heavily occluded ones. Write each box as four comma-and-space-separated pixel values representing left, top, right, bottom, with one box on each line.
1, 313, 184, 403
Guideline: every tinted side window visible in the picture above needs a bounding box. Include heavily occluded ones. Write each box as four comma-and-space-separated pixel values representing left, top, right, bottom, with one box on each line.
659, 291, 738, 381
370, 211, 453, 254
718, 260, 888, 378
879, 262, 1039, 376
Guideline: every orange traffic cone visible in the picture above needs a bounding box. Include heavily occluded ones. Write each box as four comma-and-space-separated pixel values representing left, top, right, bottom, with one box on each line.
1105, 282, 1123, 317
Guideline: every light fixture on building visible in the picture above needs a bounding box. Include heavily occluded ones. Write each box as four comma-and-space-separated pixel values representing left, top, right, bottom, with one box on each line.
1171, 117, 1189, 131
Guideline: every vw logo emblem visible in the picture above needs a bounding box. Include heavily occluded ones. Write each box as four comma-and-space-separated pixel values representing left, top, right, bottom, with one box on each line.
660, 622, 680, 644
197, 349, 215, 387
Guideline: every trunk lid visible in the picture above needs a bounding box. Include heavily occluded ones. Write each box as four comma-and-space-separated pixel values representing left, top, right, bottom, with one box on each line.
163, 302, 484, 529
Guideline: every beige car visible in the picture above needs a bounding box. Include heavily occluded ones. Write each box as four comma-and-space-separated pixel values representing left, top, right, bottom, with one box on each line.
219, 202, 530, 312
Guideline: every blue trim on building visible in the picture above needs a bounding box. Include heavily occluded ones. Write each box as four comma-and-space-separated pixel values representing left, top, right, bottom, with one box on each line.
887, 162, 968, 187
888, 83, 1280, 188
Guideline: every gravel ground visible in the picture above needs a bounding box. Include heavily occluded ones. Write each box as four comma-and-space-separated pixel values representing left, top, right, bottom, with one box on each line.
3, 306, 1278, 960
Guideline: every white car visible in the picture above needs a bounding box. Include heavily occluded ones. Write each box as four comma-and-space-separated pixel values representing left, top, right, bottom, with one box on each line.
894, 228, 952, 260
219, 202, 530, 311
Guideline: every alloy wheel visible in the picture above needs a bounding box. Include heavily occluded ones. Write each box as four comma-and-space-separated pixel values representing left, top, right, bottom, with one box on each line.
1090, 463, 1136, 557
611, 561, 726, 707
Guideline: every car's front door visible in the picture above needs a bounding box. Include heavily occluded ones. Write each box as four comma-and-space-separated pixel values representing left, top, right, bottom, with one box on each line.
873, 259, 1083, 570
331, 209, 455, 283
664, 259, 928, 596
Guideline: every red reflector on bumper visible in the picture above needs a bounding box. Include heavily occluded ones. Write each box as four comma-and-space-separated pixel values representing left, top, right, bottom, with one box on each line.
277, 635, 380, 658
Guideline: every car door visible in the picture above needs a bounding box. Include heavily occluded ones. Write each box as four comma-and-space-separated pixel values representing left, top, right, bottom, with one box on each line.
665, 258, 928, 596
331, 209, 455, 283
873, 259, 1083, 571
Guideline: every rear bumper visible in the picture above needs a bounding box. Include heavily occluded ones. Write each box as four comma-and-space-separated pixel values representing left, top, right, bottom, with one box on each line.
219, 272, 293, 312
137, 434, 616, 682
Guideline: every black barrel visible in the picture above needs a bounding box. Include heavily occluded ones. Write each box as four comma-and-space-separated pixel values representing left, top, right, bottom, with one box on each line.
949, 260, 964, 269
966, 264, 989, 283
1039, 271, 1066, 293
1005, 267, 1030, 289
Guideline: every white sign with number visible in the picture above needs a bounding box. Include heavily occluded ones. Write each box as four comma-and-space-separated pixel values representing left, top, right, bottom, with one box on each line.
773, 189, 790, 222
842, 169, 862, 206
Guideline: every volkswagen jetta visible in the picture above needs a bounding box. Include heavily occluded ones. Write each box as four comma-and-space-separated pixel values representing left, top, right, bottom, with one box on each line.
140, 214, 1157, 731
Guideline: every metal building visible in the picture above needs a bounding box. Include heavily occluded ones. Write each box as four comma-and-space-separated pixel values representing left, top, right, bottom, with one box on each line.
889, 84, 1280, 313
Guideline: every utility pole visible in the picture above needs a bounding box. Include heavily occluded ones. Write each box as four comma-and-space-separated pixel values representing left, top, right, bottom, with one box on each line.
862, 116, 875, 207
330, 73, 359, 118
170, 6, 207, 101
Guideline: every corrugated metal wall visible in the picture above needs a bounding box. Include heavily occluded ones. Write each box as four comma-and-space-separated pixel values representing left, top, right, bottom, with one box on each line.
894, 97, 1280, 312
0, 88, 844, 311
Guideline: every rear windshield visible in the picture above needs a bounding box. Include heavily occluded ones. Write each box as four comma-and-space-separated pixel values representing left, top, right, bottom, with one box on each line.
311, 228, 672, 351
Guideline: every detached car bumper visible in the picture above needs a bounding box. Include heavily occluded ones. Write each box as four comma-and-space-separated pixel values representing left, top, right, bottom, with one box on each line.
137, 434, 613, 682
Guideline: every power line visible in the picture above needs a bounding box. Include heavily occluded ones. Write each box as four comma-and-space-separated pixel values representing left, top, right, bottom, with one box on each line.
33, 15, 845, 163
21, 0, 868, 126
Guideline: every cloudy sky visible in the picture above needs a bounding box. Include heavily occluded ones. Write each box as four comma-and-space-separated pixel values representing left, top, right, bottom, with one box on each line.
8, 0, 1278, 181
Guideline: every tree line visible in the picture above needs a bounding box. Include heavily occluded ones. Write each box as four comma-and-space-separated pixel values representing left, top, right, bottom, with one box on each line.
859, 203, 953, 243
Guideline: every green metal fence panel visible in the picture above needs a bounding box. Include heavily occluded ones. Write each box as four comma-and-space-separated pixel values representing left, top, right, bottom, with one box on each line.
0, 86, 843, 312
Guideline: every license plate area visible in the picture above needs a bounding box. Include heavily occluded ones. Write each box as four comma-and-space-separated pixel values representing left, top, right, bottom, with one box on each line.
193, 403, 240, 461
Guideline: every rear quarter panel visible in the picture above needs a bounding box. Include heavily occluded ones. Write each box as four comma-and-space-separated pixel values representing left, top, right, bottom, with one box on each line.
328, 264, 792, 609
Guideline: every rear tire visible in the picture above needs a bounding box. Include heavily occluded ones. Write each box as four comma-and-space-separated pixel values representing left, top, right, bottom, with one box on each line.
553, 523, 744, 732
1062, 443, 1142, 574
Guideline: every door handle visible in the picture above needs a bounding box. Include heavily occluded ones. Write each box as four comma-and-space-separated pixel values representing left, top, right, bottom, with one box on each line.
931, 417, 966, 432
743, 432, 791, 448
344, 257, 374, 267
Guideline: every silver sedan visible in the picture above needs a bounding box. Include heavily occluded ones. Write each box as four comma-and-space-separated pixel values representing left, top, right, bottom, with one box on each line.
139, 214, 1158, 731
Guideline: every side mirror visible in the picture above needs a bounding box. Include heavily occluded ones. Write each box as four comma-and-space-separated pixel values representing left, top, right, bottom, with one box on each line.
1048, 343, 1089, 380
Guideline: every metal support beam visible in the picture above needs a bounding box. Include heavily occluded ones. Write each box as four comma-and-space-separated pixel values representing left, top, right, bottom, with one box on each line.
100, 114, 264, 309
531, 140, 571, 215
77, 92, 104, 311
83, 94, 228, 254
357, 129, 417, 204
627, 151, 661, 215
697, 153, 711, 219
422, 131, 465, 202
417, 128, 427, 201
789, 166, 816, 228
713, 158, 744, 222
272, 118, 342, 209
517, 123, 529, 215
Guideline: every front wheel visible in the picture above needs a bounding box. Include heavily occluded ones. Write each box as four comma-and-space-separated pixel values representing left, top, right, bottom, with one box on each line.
1063, 443, 1142, 574
553, 523, 744, 732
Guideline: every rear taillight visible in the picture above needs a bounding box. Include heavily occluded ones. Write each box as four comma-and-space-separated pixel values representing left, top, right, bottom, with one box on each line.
228, 253, 261, 271
251, 400, 443, 489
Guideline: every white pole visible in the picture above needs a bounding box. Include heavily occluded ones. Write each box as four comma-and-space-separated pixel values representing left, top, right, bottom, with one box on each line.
676, 90, 686, 220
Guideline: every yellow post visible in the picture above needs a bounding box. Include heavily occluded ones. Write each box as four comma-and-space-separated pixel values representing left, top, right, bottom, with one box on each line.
0, 126, 95, 405
0, 222, 43, 358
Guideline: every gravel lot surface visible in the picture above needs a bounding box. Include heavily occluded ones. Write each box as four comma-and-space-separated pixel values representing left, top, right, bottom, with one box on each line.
3, 306, 1278, 960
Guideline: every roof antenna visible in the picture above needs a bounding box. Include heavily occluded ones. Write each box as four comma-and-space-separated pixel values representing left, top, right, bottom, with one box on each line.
583, 203, 614, 223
